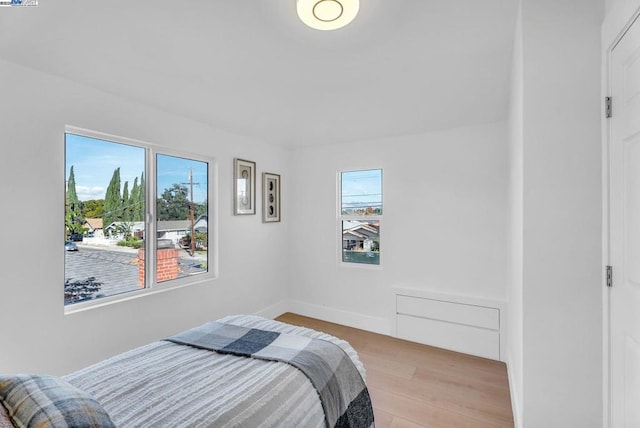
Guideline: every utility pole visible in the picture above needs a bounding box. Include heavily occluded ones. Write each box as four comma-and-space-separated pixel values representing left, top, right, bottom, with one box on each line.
182, 167, 198, 256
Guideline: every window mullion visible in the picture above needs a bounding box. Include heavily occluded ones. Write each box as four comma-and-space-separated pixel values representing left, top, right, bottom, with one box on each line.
145, 147, 157, 289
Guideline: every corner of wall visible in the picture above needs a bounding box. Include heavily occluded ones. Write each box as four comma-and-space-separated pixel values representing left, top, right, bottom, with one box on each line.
253, 300, 291, 320
506, 349, 523, 428
289, 300, 392, 336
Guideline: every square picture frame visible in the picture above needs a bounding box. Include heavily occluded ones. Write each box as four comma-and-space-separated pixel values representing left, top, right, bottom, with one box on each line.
262, 172, 281, 223
234, 158, 256, 215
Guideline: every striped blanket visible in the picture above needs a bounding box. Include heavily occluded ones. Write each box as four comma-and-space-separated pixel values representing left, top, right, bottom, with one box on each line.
166, 321, 375, 428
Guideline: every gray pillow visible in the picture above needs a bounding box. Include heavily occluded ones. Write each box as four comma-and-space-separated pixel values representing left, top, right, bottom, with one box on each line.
0, 374, 115, 428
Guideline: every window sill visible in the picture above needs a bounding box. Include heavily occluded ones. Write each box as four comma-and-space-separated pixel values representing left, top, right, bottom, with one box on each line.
64, 274, 216, 315
337, 260, 383, 270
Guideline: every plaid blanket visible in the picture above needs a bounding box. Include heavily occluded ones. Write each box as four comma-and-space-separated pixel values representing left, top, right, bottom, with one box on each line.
165, 321, 375, 428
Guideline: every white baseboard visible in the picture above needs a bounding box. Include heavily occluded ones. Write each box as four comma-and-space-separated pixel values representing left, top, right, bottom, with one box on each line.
505, 351, 522, 428
253, 300, 290, 320
289, 300, 392, 336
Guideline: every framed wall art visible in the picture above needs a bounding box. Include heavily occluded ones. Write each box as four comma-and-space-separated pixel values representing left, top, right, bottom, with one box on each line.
262, 172, 281, 223
234, 158, 256, 215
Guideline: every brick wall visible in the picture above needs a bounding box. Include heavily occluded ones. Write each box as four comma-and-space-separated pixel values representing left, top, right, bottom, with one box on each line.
138, 248, 179, 287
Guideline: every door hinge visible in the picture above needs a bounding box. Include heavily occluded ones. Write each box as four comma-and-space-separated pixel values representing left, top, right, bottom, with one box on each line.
605, 97, 612, 118
606, 265, 613, 288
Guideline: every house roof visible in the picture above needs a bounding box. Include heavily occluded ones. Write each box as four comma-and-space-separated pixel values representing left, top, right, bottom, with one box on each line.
84, 218, 103, 229
343, 230, 367, 240
343, 223, 379, 239
157, 221, 191, 232
105, 220, 197, 233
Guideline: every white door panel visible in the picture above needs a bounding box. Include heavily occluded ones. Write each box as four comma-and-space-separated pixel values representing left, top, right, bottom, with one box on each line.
610, 13, 640, 428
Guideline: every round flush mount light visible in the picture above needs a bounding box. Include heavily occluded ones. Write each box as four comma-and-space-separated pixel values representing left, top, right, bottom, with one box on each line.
297, 0, 359, 31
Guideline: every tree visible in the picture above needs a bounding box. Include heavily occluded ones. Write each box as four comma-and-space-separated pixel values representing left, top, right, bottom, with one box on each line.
64, 277, 103, 304
195, 200, 208, 218
157, 183, 189, 220
122, 181, 130, 221
103, 168, 122, 228
66, 166, 84, 235
129, 177, 141, 221
129, 173, 145, 221
113, 221, 135, 240
83, 199, 104, 218
67, 166, 80, 208
139, 172, 145, 217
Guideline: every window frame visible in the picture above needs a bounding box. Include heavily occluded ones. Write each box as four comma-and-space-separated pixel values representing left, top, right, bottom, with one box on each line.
64, 125, 218, 314
337, 168, 383, 268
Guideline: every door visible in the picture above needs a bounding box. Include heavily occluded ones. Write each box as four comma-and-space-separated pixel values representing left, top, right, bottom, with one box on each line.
610, 13, 640, 428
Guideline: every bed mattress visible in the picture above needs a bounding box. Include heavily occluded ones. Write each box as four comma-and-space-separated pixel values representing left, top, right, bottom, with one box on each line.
61, 314, 369, 428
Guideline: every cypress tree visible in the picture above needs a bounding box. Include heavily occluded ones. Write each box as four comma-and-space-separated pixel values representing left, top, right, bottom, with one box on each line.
67, 166, 80, 209
66, 166, 83, 234
122, 181, 130, 221
130, 177, 140, 221
103, 167, 121, 229
138, 172, 145, 220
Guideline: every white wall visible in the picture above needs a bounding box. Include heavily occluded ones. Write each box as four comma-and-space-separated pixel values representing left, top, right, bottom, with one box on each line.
507, 0, 604, 426
506, 4, 524, 426
288, 122, 508, 334
0, 59, 291, 375
605, 0, 640, 15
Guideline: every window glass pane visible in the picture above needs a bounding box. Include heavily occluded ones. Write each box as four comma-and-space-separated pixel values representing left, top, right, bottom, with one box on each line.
65, 133, 146, 305
341, 169, 382, 215
342, 220, 380, 265
156, 154, 209, 283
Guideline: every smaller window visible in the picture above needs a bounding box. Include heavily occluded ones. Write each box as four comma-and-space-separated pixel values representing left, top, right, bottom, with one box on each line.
339, 169, 382, 266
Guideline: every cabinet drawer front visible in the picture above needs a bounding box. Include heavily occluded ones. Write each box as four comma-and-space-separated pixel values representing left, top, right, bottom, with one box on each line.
397, 314, 500, 360
397, 295, 499, 331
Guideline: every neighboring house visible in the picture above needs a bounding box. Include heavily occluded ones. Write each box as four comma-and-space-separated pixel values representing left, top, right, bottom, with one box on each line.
342, 221, 379, 251
157, 220, 191, 245
104, 221, 145, 240
105, 220, 201, 246
82, 218, 104, 238
194, 214, 207, 234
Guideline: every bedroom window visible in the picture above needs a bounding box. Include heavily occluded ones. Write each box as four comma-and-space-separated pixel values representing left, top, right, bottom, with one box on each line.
339, 169, 382, 266
64, 127, 214, 310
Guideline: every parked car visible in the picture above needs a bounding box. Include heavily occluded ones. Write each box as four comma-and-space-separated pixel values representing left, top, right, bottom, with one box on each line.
65, 241, 78, 251
68, 233, 83, 242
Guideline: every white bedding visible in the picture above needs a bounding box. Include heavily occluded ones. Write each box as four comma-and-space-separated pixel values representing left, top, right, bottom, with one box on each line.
61, 315, 368, 428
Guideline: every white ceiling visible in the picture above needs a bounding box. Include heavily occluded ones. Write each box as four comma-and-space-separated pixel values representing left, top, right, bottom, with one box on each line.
0, 1, 518, 149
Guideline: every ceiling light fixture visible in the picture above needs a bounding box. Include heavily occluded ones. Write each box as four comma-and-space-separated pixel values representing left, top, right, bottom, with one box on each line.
297, 0, 359, 31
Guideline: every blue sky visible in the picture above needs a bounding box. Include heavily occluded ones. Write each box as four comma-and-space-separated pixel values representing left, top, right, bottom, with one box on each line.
341, 169, 382, 209
65, 133, 208, 203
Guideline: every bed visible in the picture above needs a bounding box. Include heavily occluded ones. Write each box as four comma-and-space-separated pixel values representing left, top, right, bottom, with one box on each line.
0, 314, 375, 428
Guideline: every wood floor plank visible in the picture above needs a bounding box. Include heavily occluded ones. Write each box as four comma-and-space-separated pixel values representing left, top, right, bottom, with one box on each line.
369, 386, 501, 428
358, 351, 417, 380
390, 416, 428, 428
275, 312, 514, 428
361, 340, 509, 388
367, 365, 512, 425
373, 409, 395, 428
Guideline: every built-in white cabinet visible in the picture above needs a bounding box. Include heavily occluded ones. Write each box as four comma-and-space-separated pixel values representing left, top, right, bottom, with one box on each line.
395, 289, 503, 361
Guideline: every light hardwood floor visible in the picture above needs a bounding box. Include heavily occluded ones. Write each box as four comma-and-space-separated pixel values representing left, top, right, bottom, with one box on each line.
275, 312, 514, 428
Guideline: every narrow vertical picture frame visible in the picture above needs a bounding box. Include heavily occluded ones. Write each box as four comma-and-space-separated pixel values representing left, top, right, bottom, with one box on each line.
234, 158, 256, 215
262, 172, 281, 223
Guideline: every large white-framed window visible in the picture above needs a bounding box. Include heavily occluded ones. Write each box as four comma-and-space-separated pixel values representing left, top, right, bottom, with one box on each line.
64, 126, 217, 312
339, 168, 382, 266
